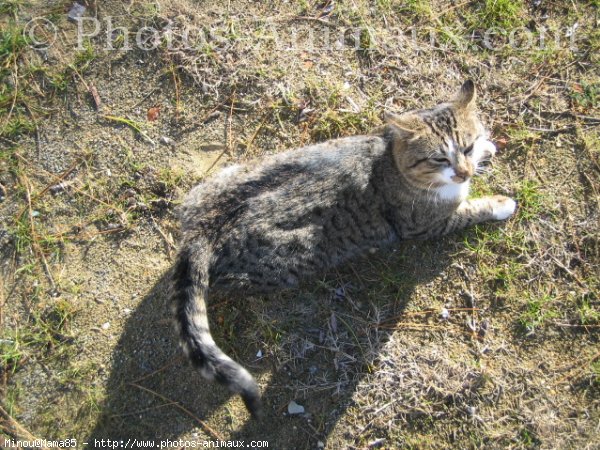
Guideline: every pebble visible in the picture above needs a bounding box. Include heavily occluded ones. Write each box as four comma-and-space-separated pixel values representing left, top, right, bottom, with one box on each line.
67, 3, 86, 22
101, 322, 110, 330
160, 136, 176, 147
50, 183, 67, 195
287, 400, 305, 415
441, 307, 450, 320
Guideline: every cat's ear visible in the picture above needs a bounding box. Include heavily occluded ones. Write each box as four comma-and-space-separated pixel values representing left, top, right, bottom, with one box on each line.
454, 80, 476, 109
384, 111, 426, 136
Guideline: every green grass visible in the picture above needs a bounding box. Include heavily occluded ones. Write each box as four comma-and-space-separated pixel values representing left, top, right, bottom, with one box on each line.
303, 79, 382, 140
0, 331, 24, 375
578, 297, 600, 325
394, 0, 432, 19
476, 0, 525, 29
480, 260, 525, 294
592, 359, 600, 385
157, 167, 184, 192
519, 293, 558, 334
1, 297, 77, 384
515, 179, 546, 221
0, 24, 29, 63
70, 39, 98, 72
570, 82, 599, 109
0, 0, 23, 15
1, 116, 35, 138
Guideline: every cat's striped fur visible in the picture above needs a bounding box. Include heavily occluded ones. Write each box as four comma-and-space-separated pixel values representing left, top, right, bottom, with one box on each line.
172, 81, 516, 417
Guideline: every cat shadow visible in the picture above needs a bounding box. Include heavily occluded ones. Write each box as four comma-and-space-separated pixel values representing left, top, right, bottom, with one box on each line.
86, 239, 454, 448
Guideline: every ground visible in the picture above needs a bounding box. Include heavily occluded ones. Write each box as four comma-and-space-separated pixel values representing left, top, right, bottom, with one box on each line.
0, 0, 598, 449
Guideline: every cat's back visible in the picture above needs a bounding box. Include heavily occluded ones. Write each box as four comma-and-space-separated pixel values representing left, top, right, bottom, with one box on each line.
180, 134, 389, 232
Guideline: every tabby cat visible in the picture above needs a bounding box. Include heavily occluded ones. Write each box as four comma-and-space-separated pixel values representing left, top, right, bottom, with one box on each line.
172, 80, 516, 417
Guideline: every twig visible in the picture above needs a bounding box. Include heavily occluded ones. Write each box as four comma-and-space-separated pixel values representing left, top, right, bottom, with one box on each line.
0, 405, 49, 449
132, 88, 160, 111
131, 356, 185, 384
13, 153, 128, 217
15, 158, 81, 220
129, 383, 224, 440
429, 0, 473, 23
378, 322, 445, 330
377, 308, 481, 326
227, 91, 236, 155
203, 148, 229, 177
21, 175, 56, 291
203, 94, 236, 176
89, 83, 102, 110
110, 401, 178, 419
170, 63, 182, 121
554, 323, 600, 328
286, 16, 341, 29
150, 215, 175, 259
553, 351, 600, 386
549, 254, 588, 290
245, 113, 269, 156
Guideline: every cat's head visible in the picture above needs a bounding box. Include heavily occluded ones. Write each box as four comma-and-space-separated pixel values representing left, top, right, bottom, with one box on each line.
385, 80, 496, 200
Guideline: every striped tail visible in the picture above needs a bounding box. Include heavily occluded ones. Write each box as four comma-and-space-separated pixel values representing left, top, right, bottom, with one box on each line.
171, 247, 261, 417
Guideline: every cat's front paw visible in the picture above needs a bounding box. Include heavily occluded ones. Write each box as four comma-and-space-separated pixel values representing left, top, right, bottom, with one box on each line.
491, 196, 516, 220
473, 137, 496, 163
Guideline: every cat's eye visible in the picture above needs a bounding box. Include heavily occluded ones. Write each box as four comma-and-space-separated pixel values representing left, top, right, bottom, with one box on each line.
463, 144, 474, 155
432, 157, 449, 164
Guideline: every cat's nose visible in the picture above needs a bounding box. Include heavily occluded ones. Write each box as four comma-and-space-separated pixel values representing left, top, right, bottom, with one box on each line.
454, 167, 471, 181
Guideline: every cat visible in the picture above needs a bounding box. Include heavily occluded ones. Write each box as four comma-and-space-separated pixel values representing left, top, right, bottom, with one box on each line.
171, 80, 516, 418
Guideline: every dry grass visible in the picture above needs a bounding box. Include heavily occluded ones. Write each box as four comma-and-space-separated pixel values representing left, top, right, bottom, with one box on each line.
0, 0, 598, 448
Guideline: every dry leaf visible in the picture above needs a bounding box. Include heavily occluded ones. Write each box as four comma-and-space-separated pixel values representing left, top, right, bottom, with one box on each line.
495, 137, 508, 150
571, 83, 583, 93
89, 83, 101, 110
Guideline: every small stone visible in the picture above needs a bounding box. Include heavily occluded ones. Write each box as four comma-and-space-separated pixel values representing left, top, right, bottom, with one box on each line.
287, 400, 305, 415
101, 322, 110, 330
31, 210, 40, 217
160, 136, 176, 147
256, 349, 263, 358
368, 438, 386, 448
478, 320, 489, 338
67, 3, 86, 22
50, 183, 67, 195
334, 286, 345, 300
441, 307, 450, 320
317, 442, 324, 448
123, 188, 136, 198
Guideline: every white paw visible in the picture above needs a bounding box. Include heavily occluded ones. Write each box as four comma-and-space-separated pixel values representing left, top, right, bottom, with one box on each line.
482, 139, 497, 157
473, 137, 496, 162
492, 198, 516, 220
